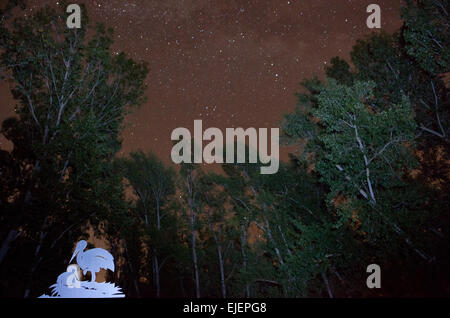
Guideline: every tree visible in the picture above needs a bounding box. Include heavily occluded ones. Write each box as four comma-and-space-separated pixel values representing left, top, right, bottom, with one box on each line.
0, 4, 147, 297
282, 0, 450, 294
216, 164, 254, 297
312, 80, 416, 205
179, 152, 202, 298
401, 0, 449, 76
117, 151, 176, 297
326, 32, 448, 141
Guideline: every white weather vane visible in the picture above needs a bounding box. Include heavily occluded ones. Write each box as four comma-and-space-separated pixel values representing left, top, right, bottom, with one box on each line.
39, 240, 125, 298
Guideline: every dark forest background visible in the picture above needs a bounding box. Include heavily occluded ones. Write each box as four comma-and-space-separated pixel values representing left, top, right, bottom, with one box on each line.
0, 0, 449, 298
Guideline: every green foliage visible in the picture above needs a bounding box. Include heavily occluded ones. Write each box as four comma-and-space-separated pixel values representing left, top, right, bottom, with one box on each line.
401, 0, 450, 75
325, 57, 354, 86
0, 4, 147, 297
325, 31, 448, 141
281, 0, 450, 298
313, 80, 417, 203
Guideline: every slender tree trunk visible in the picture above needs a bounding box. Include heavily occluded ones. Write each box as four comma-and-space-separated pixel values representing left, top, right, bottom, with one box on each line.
277, 224, 292, 257
154, 198, 161, 297
211, 231, 226, 298
206, 208, 227, 299
256, 220, 284, 265
190, 212, 200, 298
321, 272, 334, 298
0, 229, 22, 265
218, 244, 226, 298
123, 240, 140, 298
24, 228, 47, 298
156, 200, 161, 230
187, 172, 200, 298
240, 227, 250, 298
153, 251, 160, 297
354, 124, 376, 203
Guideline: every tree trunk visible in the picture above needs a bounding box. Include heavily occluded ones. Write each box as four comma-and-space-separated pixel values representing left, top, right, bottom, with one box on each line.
154, 198, 161, 297
123, 240, 140, 298
353, 125, 376, 203
153, 252, 160, 298
257, 220, 284, 265
210, 231, 226, 298
191, 212, 200, 298
206, 208, 227, 299
24, 229, 47, 298
187, 172, 200, 298
0, 228, 22, 265
156, 200, 161, 230
240, 228, 250, 298
278, 224, 292, 257
321, 272, 334, 298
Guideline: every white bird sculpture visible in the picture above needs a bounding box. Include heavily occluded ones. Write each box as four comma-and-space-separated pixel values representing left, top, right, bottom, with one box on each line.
70, 240, 115, 283
50, 264, 82, 297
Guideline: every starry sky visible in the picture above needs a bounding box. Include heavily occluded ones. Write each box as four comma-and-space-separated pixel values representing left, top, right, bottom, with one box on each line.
0, 0, 404, 164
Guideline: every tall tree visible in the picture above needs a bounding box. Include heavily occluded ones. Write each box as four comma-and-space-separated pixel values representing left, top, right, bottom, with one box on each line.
180, 160, 202, 298
0, 4, 147, 297
117, 151, 176, 297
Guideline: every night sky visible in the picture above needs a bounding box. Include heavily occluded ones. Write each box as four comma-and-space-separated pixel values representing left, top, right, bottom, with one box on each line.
0, 0, 404, 164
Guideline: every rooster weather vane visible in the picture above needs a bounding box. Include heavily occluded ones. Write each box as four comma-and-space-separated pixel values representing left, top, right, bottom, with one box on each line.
39, 240, 125, 298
